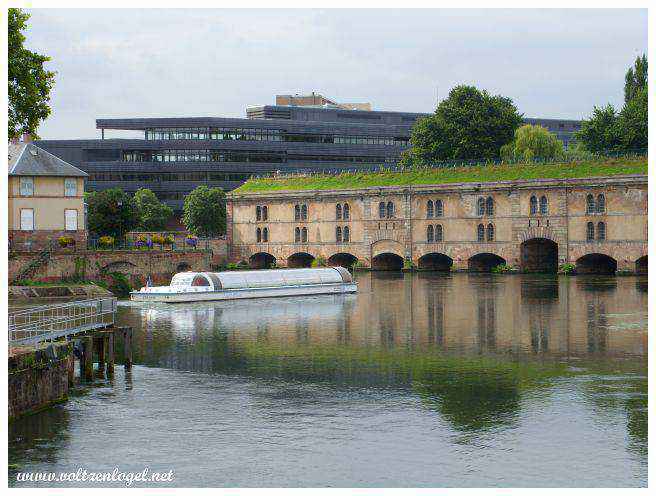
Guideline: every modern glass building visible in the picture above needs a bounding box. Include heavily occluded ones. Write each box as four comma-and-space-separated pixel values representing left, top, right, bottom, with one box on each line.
35, 96, 582, 211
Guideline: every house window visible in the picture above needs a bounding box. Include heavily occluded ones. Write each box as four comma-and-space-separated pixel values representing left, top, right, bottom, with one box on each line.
435, 224, 443, 242
477, 223, 485, 242
262, 206, 268, 221
20, 209, 34, 231
336, 226, 342, 243
435, 199, 443, 217
336, 203, 342, 220
597, 222, 606, 240
262, 227, 269, 242
539, 196, 548, 215
379, 202, 386, 219
386, 201, 394, 218
301, 204, 308, 221
586, 194, 595, 214
530, 195, 538, 215
301, 227, 308, 243
596, 194, 606, 214
427, 225, 434, 242
64, 178, 77, 197
343, 226, 350, 242
65, 209, 78, 231
485, 197, 494, 216
343, 203, 350, 220
294, 204, 301, 221
477, 197, 485, 216
256, 227, 262, 242
295, 227, 300, 243
586, 222, 595, 241
256, 206, 262, 221
19, 177, 34, 196
487, 223, 495, 241
427, 200, 434, 218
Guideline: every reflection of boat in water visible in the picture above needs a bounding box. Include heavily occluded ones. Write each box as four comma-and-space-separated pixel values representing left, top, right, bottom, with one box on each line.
130, 267, 357, 303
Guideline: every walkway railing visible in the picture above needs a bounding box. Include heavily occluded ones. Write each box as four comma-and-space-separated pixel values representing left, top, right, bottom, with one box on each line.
8, 297, 117, 346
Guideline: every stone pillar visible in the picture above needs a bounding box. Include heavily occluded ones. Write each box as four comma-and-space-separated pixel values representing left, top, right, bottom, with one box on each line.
122, 327, 133, 371
96, 336, 106, 378
81, 336, 93, 382
106, 332, 115, 377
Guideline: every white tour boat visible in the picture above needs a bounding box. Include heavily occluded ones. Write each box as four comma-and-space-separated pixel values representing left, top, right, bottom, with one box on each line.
130, 267, 357, 303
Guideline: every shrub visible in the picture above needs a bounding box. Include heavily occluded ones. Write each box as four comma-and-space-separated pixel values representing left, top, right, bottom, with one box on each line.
163, 234, 174, 246
558, 263, 576, 275
98, 235, 114, 248
185, 235, 198, 248
491, 264, 513, 273
311, 256, 327, 267
58, 236, 75, 248
353, 260, 366, 270
151, 234, 165, 246
403, 258, 415, 270
107, 271, 132, 297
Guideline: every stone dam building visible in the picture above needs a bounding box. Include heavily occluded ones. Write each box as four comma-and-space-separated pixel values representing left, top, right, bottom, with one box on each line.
226, 174, 647, 275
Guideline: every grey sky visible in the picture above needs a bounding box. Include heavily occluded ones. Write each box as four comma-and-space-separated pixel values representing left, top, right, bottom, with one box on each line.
25, 8, 647, 140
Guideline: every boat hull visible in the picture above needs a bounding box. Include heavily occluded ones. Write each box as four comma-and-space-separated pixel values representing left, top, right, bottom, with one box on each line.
130, 282, 357, 303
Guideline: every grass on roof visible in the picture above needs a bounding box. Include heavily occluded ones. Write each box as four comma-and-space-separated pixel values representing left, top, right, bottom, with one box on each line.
234, 156, 647, 194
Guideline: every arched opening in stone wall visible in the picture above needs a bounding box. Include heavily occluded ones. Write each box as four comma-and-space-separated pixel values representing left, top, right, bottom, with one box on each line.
249, 252, 276, 269
372, 252, 404, 271
575, 253, 617, 275
520, 238, 558, 273
636, 256, 648, 275
176, 262, 191, 272
418, 253, 453, 271
287, 252, 315, 268
328, 253, 358, 269
468, 253, 506, 272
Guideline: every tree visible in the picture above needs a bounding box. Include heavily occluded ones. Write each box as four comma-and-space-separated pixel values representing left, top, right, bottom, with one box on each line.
182, 186, 226, 237
406, 85, 523, 164
500, 124, 563, 161
618, 85, 648, 151
86, 188, 139, 239
575, 104, 622, 153
9, 8, 56, 140
133, 188, 173, 231
624, 54, 647, 104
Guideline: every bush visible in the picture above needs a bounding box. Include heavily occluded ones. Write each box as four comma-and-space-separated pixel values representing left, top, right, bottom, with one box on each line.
151, 234, 165, 246
135, 233, 150, 249
58, 236, 75, 248
403, 258, 415, 270
185, 235, 198, 248
311, 256, 327, 267
107, 271, 132, 297
353, 260, 366, 270
98, 235, 114, 248
163, 234, 174, 246
558, 263, 576, 275
491, 264, 513, 274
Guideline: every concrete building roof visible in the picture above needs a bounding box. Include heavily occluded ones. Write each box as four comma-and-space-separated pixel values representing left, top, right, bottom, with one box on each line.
8, 142, 88, 177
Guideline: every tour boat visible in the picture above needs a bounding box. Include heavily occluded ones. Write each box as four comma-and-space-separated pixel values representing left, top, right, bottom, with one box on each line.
130, 267, 357, 303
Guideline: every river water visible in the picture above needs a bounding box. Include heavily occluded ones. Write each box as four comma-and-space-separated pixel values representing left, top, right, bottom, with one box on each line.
8, 273, 648, 487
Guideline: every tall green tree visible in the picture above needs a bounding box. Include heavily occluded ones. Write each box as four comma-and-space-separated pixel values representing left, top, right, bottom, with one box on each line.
86, 188, 139, 239
182, 186, 226, 237
133, 188, 174, 231
575, 104, 622, 153
500, 124, 563, 161
406, 85, 523, 164
624, 54, 647, 104
8, 8, 55, 140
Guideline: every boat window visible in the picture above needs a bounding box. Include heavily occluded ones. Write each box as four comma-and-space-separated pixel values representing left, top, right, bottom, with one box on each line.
192, 275, 210, 286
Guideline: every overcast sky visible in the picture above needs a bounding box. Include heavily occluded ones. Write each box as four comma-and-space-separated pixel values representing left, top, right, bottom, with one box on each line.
24, 8, 647, 140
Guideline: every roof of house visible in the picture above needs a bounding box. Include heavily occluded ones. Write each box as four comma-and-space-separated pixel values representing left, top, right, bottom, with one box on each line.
8, 142, 88, 177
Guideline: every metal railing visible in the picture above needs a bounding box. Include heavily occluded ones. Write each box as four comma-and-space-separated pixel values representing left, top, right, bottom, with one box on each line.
8, 297, 117, 346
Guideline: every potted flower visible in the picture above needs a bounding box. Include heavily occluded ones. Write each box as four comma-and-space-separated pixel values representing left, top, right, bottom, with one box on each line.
98, 235, 115, 249
185, 235, 198, 249
58, 236, 75, 249
163, 234, 174, 250
151, 234, 165, 249
135, 233, 150, 249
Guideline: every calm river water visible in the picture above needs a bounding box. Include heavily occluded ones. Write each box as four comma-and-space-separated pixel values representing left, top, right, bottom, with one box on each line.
9, 273, 648, 487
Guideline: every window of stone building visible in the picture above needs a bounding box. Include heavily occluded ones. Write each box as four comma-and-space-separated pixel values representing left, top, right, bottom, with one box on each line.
343, 203, 350, 220
301, 227, 308, 243
256, 206, 262, 221
597, 222, 606, 241
379, 202, 386, 219
343, 226, 350, 242
65, 209, 78, 231
486, 197, 494, 216
336, 203, 342, 220
487, 223, 495, 241
530, 195, 538, 215
540, 196, 548, 215
435, 224, 443, 242
262, 227, 269, 242
386, 201, 394, 218
336, 226, 342, 243
19, 177, 34, 196
256, 228, 262, 242
427, 225, 434, 243
477, 223, 485, 242
596, 194, 606, 214
427, 200, 434, 218
294, 204, 301, 221
586, 194, 595, 214
20, 208, 34, 231
301, 204, 308, 221
586, 222, 595, 241
262, 206, 268, 221
295, 227, 301, 243
435, 199, 443, 217
477, 197, 485, 216
64, 178, 77, 197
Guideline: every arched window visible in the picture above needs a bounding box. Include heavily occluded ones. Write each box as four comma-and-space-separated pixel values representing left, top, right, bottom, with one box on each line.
256, 227, 262, 242
336, 226, 342, 243
295, 204, 301, 221
301, 227, 308, 243
586, 194, 595, 214
427, 225, 434, 242
295, 227, 301, 243
256, 206, 262, 221
435, 224, 443, 242
596, 194, 605, 213
386, 201, 394, 218
477, 224, 485, 242
336, 203, 342, 220
343, 226, 350, 242
427, 200, 434, 218
301, 204, 308, 220
487, 223, 495, 241
597, 222, 606, 240
586, 222, 595, 241
530, 195, 538, 215
262, 227, 269, 242
262, 206, 268, 221
435, 199, 443, 217
379, 202, 386, 219
477, 197, 485, 216
539, 196, 548, 215
485, 197, 494, 216
343, 203, 350, 220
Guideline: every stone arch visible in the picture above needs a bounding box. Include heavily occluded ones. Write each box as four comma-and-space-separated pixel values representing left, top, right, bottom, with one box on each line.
371, 239, 404, 259
468, 253, 506, 273
287, 252, 315, 268
176, 261, 192, 272
520, 238, 558, 273
328, 252, 358, 269
249, 252, 276, 269
417, 253, 453, 271
101, 260, 137, 273
636, 255, 647, 275
372, 252, 404, 271
576, 253, 617, 275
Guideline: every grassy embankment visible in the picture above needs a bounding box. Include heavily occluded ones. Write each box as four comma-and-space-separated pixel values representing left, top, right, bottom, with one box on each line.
235, 156, 647, 193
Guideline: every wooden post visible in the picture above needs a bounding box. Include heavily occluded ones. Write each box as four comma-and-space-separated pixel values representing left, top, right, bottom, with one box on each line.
81, 336, 94, 382
67, 350, 75, 386
123, 327, 133, 371
106, 331, 115, 377
96, 335, 106, 378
